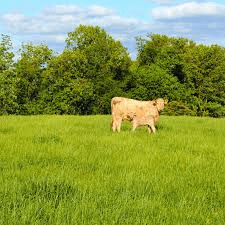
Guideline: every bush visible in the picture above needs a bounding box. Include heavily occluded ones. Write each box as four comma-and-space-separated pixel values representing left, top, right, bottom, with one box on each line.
163, 101, 193, 116
203, 102, 225, 118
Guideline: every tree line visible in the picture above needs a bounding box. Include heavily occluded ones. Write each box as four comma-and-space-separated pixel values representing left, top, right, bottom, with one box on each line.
0, 25, 224, 117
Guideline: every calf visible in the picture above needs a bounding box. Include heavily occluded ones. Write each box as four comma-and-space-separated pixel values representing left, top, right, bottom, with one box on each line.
131, 115, 156, 133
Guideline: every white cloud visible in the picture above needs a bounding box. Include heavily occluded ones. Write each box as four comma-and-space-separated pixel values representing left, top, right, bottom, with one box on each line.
43, 4, 115, 17
152, 2, 225, 20
44, 5, 83, 15
2, 3, 225, 59
88, 5, 115, 16
1, 5, 155, 42
44, 34, 68, 43
1, 5, 157, 58
3, 11, 26, 23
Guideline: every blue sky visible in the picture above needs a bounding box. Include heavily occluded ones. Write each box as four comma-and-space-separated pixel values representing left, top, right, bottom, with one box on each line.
1, 0, 225, 59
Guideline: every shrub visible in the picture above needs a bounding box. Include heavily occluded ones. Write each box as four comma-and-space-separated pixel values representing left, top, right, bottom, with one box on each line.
163, 101, 193, 116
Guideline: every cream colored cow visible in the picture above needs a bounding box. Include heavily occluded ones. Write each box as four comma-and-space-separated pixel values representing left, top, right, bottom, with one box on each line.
111, 97, 167, 133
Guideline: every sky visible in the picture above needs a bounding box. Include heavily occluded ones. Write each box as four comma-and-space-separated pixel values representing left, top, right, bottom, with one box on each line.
1, 0, 225, 59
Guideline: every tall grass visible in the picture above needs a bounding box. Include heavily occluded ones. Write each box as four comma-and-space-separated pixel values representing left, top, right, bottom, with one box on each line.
0, 115, 225, 224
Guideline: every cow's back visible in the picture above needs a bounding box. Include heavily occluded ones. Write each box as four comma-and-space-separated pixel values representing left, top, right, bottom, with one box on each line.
111, 97, 155, 119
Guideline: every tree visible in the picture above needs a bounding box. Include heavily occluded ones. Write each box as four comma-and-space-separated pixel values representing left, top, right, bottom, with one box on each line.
15, 43, 53, 114
125, 64, 189, 101
0, 35, 19, 114
183, 44, 225, 116
0, 34, 14, 73
65, 25, 132, 114
136, 34, 193, 80
38, 49, 94, 115
136, 33, 225, 117
0, 70, 19, 115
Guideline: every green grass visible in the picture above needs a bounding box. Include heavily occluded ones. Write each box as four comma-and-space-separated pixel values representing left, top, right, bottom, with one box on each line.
0, 115, 225, 224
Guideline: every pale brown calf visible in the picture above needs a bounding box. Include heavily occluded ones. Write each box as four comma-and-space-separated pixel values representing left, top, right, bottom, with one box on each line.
131, 115, 156, 133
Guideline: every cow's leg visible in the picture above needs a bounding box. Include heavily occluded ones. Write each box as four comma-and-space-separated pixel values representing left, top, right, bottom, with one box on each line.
117, 119, 123, 132
112, 117, 117, 132
112, 122, 117, 132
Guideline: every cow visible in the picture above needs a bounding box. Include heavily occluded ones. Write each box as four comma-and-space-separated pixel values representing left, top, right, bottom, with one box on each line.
111, 97, 167, 133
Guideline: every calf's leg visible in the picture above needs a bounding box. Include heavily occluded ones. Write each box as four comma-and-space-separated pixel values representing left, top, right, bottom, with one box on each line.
150, 124, 156, 133
132, 120, 138, 131
148, 119, 156, 134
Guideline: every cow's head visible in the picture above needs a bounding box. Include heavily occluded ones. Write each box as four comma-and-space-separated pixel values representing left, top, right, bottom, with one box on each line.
153, 98, 168, 112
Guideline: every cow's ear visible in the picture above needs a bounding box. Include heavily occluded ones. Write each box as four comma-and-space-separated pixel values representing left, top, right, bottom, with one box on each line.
153, 100, 157, 106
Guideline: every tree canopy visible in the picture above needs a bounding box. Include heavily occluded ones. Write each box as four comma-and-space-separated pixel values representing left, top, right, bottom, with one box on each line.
0, 27, 224, 117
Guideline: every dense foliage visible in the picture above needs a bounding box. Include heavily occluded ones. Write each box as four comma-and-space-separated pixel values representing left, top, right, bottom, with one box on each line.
136, 34, 225, 117
0, 28, 224, 117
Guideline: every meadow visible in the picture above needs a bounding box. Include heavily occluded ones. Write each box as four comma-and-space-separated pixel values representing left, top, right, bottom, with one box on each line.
0, 115, 225, 224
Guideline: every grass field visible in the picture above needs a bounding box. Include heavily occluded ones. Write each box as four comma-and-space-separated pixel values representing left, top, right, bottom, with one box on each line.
0, 115, 225, 224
